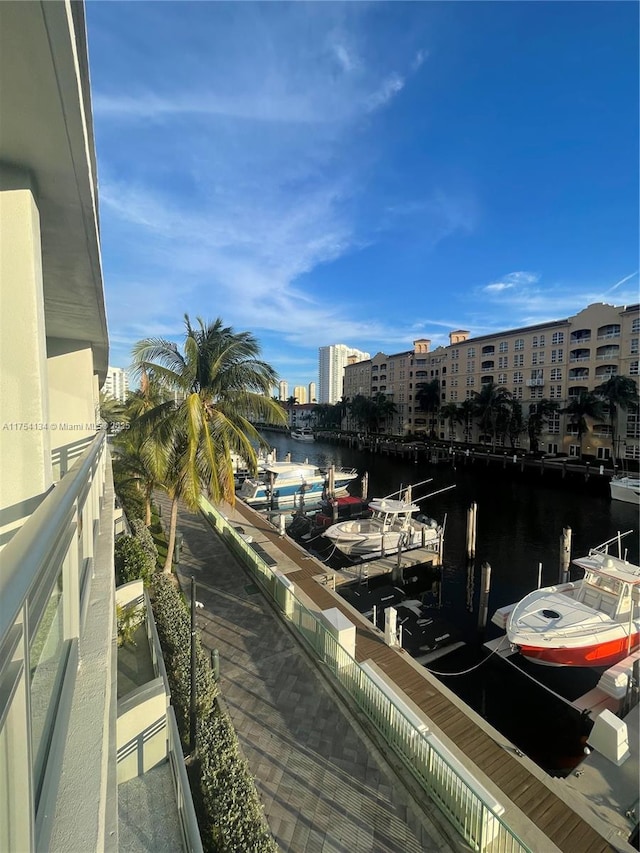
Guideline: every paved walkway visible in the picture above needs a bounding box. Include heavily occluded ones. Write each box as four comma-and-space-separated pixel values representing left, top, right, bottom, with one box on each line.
155, 493, 456, 853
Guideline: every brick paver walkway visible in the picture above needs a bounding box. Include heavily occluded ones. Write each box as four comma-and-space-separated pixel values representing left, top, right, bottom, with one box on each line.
155, 493, 456, 853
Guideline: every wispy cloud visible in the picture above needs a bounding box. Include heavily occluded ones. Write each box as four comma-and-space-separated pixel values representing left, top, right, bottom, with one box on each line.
601, 270, 638, 296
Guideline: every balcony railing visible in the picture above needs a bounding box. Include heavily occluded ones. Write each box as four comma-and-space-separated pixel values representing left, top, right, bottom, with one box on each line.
597, 332, 620, 340
569, 356, 590, 363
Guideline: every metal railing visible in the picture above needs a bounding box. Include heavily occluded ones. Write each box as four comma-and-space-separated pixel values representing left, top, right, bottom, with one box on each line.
200, 497, 531, 853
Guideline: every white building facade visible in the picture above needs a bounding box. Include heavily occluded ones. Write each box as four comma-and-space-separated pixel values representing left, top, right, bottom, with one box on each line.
318, 344, 370, 404
103, 365, 129, 402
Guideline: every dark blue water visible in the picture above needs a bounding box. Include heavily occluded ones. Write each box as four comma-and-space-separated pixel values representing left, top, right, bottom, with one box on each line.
260, 432, 640, 774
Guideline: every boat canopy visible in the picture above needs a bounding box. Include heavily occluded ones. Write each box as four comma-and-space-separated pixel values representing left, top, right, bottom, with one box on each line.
573, 552, 640, 586
368, 498, 421, 514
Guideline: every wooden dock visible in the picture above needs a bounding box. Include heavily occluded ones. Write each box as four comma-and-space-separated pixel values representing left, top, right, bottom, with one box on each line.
220, 498, 631, 852
329, 545, 440, 586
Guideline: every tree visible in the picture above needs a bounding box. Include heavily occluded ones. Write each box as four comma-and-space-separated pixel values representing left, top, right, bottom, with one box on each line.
526, 398, 559, 454
594, 376, 639, 465
440, 402, 462, 444
370, 392, 397, 434
562, 392, 605, 458
415, 379, 440, 435
459, 398, 476, 443
503, 398, 525, 450
472, 382, 512, 449
132, 316, 286, 571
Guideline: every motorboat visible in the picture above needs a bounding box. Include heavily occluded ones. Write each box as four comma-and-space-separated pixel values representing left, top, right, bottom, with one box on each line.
610, 475, 640, 506
291, 427, 315, 442
323, 496, 442, 559
507, 533, 640, 667
238, 461, 358, 509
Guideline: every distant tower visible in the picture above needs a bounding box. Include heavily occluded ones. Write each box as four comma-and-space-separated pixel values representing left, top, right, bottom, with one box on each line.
318, 344, 370, 404
102, 366, 129, 403
308, 381, 317, 403
293, 385, 307, 404
278, 380, 288, 401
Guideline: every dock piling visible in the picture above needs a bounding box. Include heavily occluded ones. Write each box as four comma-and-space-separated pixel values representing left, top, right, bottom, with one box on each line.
559, 526, 572, 583
466, 502, 477, 559
477, 561, 492, 633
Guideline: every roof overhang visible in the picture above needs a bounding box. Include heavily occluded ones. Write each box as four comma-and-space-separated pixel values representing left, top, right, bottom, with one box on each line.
0, 1, 108, 381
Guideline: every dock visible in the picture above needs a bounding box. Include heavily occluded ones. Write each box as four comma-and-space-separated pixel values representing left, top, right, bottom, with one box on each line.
207, 497, 637, 852
327, 545, 440, 586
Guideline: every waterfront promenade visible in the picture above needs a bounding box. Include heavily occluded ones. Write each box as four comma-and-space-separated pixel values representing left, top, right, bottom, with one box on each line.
154, 492, 458, 853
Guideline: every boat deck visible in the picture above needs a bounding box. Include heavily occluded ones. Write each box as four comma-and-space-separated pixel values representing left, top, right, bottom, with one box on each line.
327, 546, 440, 586
221, 497, 635, 852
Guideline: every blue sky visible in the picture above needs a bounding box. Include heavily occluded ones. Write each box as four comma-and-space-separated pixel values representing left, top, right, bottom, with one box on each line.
86, 1, 639, 392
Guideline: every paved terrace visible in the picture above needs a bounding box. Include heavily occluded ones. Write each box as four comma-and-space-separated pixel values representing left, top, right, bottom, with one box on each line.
155, 492, 458, 853
159, 492, 632, 853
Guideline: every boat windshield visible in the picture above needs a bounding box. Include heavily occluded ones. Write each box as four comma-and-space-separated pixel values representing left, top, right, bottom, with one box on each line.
584, 571, 622, 596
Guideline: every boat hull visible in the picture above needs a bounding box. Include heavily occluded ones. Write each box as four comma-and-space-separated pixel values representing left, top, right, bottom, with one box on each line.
516, 630, 640, 668
610, 477, 640, 505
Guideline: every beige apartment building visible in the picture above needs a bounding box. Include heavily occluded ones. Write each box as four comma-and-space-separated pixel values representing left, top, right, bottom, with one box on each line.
343, 302, 640, 462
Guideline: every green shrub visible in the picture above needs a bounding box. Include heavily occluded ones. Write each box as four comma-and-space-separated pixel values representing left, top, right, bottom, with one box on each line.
149, 574, 275, 852
130, 518, 158, 571
114, 535, 153, 586
114, 479, 145, 521
149, 574, 218, 738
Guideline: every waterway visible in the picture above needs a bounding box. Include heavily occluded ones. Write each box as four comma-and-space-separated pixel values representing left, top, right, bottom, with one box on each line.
257, 432, 640, 774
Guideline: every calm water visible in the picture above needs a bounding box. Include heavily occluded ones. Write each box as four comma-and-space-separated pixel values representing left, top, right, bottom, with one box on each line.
260, 432, 640, 774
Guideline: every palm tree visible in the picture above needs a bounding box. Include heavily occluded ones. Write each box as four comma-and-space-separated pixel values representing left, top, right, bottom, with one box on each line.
594, 376, 639, 465
132, 316, 286, 571
370, 392, 397, 434
502, 398, 525, 450
112, 426, 162, 527
562, 392, 605, 458
472, 382, 512, 449
526, 398, 559, 454
415, 379, 440, 437
459, 398, 476, 444
440, 402, 462, 444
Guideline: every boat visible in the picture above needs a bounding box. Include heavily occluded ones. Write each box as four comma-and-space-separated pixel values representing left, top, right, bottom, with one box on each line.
609, 475, 640, 505
237, 461, 358, 509
507, 533, 640, 667
290, 427, 315, 442
322, 496, 442, 559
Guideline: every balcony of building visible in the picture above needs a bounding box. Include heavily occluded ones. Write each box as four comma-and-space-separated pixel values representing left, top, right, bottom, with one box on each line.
597, 324, 621, 340
596, 345, 620, 360
568, 385, 589, 398
481, 345, 495, 355
570, 329, 591, 344
595, 365, 618, 379
481, 361, 495, 371
568, 368, 590, 381
569, 348, 591, 362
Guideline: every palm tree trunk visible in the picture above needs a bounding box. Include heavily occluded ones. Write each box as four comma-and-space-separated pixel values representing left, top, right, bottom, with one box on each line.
163, 496, 178, 574
145, 486, 152, 527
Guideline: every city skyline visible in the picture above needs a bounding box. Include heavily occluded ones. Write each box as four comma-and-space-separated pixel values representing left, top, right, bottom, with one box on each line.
87, 2, 638, 389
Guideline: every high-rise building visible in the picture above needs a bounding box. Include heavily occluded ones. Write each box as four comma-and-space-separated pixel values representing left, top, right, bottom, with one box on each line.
102, 365, 129, 402
278, 379, 288, 401
308, 381, 317, 403
293, 385, 307, 404
318, 344, 370, 404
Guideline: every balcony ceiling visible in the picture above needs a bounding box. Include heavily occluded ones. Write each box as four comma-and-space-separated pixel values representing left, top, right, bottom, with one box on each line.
0, 1, 108, 380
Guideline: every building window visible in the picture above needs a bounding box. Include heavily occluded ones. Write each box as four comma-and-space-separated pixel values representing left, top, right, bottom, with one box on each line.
550, 368, 562, 381
450, 390, 458, 401
532, 336, 538, 348
549, 384, 562, 399
467, 348, 476, 358
499, 341, 508, 353
632, 318, 640, 334
538, 351, 545, 364
552, 332, 565, 345
539, 335, 545, 346
530, 386, 543, 399
548, 413, 560, 434
513, 371, 523, 383
466, 376, 475, 386
631, 338, 639, 355
514, 338, 524, 351
451, 349, 459, 359
467, 361, 475, 372
569, 444, 580, 457
630, 360, 639, 376
452, 363, 459, 374
532, 352, 538, 365
498, 373, 507, 385
498, 356, 508, 369
514, 353, 524, 367
627, 412, 640, 439
551, 348, 563, 363
513, 386, 523, 399
625, 444, 640, 460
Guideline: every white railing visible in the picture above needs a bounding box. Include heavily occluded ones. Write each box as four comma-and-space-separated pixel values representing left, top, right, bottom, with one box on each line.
200, 497, 531, 853
569, 356, 590, 363
597, 332, 620, 340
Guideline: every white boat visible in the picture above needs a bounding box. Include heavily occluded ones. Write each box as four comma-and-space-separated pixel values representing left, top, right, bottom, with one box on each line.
507, 533, 640, 667
323, 496, 442, 559
610, 475, 640, 505
238, 461, 358, 509
291, 427, 315, 442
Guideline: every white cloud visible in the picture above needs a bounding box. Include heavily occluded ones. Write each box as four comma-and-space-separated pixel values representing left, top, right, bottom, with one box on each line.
484, 282, 514, 293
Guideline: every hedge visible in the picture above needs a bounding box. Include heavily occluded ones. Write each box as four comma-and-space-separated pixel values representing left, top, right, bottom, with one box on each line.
149, 574, 276, 853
